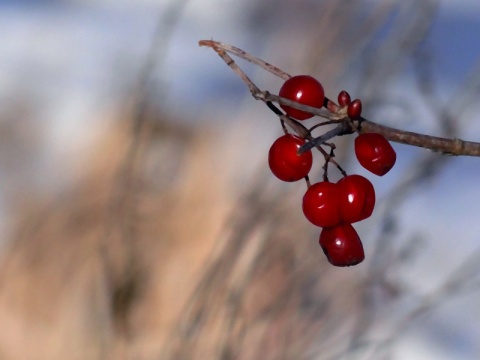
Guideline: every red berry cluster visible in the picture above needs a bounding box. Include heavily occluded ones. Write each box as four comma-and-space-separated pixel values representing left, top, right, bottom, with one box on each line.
268, 75, 397, 267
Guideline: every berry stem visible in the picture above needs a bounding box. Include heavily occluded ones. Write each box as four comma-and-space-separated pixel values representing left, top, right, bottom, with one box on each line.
305, 175, 311, 188
266, 100, 310, 136
336, 163, 348, 178
322, 165, 329, 182
324, 96, 339, 113
266, 100, 284, 116
266, 101, 289, 134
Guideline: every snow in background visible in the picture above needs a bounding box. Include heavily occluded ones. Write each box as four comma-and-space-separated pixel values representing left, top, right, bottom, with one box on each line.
0, 0, 479, 359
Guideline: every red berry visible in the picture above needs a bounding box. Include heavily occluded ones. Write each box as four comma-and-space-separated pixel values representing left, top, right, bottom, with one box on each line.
319, 223, 365, 267
338, 90, 351, 107
337, 175, 375, 223
355, 133, 397, 176
347, 99, 362, 119
268, 134, 313, 182
279, 75, 325, 120
302, 181, 341, 228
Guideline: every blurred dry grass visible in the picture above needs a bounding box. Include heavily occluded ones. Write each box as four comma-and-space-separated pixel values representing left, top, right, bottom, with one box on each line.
0, 106, 371, 359
0, 1, 479, 360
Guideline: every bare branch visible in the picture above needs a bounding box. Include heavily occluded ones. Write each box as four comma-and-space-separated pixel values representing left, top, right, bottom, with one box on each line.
199, 39, 480, 157
361, 120, 480, 156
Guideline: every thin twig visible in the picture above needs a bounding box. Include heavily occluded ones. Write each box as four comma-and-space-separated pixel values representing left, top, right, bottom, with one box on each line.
199, 39, 480, 157
199, 40, 291, 80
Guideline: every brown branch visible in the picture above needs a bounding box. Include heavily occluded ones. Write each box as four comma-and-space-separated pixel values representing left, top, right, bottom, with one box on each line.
199, 39, 480, 157
360, 120, 480, 156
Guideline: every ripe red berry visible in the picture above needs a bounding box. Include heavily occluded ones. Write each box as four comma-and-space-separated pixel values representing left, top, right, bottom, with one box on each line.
319, 223, 365, 266
279, 75, 325, 120
338, 90, 351, 107
347, 99, 362, 119
355, 133, 397, 176
302, 181, 341, 228
268, 134, 313, 182
337, 175, 375, 223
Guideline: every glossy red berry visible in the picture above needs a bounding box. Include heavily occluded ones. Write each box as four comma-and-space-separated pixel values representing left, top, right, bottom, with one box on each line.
338, 90, 351, 107
355, 133, 397, 176
319, 223, 365, 267
347, 99, 362, 119
268, 134, 313, 182
337, 175, 375, 223
302, 181, 341, 228
279, 75, 325, 120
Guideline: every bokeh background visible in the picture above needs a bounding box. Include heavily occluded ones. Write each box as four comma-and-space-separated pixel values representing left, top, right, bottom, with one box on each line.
0, 0, 480, 359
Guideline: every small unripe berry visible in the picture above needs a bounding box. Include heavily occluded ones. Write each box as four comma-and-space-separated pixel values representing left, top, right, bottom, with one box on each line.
347, 99, 362, 119
338, 90, 351, 107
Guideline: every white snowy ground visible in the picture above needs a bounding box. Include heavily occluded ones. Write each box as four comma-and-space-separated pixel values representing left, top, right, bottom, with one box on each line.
0, 0, 479, 359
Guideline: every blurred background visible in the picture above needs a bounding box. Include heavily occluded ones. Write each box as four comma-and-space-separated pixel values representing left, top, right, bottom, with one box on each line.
0, 0, 479, 359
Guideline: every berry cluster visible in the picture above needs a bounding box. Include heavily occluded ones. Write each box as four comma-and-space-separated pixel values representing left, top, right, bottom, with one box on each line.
268, 75, 397, 267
